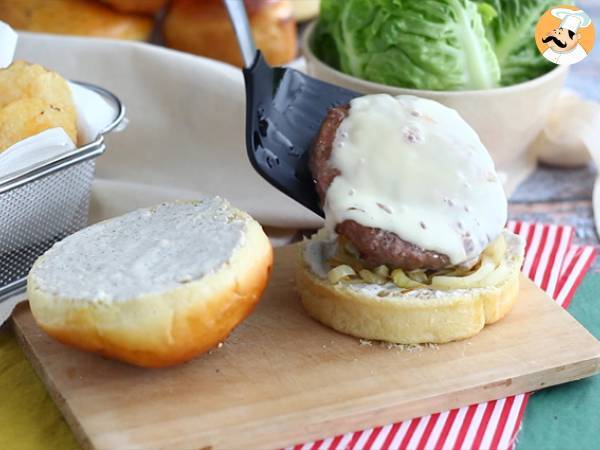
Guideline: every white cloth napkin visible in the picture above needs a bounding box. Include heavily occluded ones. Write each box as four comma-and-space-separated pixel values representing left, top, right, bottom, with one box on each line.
533, 89, 600, 167
15, 33, 324, 231
0, 128, 75, 179
0, 294, 25, 326
0, 22, 17, 67
532, 89, 600, 238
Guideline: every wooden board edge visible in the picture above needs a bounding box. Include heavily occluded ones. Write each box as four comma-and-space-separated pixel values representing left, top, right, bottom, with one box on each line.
85, 349, 600, 450
226, 353, 600, 450
12, 271, 600, 450
11, 303, 95, 450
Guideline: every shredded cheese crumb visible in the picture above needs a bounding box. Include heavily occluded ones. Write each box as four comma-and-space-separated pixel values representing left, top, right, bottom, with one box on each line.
358, 339, 440, 352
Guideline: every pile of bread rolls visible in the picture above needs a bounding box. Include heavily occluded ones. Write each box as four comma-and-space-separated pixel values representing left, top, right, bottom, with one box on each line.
0, 0, 321, 66
0, 0, 160, 41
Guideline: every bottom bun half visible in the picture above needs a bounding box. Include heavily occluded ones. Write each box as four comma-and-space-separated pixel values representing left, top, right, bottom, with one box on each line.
297, 230, 524, 344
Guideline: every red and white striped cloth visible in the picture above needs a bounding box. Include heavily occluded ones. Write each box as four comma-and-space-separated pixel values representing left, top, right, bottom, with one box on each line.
289, 222, 597, 450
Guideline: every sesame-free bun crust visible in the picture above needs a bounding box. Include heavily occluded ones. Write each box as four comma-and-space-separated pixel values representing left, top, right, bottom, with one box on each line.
27, 207, 273, 368
163, 0, 297, 67
0, 0, 153, 41
99, 0, 167, 15
290, 0, 320, 21
297, 230, 524, 344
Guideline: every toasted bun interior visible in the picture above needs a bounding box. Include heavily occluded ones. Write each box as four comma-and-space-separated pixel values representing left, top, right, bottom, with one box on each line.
297, 230, 524, 344
28, 199, 273, 368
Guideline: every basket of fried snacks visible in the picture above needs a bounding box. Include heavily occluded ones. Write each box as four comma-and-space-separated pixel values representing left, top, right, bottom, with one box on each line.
0, 22, 126, 299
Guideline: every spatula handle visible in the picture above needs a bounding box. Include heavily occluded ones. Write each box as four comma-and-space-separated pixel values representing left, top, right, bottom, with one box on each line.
223, 0, 257, 68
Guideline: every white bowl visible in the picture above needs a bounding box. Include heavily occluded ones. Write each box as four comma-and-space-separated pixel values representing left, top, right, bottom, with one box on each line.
302, 22, 569, 194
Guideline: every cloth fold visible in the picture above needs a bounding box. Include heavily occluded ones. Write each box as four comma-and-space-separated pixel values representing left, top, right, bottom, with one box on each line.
531, 88, 600, 242
533, 89, 600, 168
14, 33, 323, 231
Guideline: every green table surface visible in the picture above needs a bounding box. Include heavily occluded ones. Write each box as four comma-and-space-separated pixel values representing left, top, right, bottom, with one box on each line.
517, 274, 600, 450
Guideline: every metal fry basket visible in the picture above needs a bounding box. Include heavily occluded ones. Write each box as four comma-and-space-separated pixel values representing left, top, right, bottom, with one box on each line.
0, 82, 125, 300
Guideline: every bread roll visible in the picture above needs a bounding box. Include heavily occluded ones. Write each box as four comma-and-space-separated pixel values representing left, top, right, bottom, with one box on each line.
28, 199, 273, 368
99, 0, 167, 15
0, 0, 153, 41
297, 230, 525, 344
290, 0, 320, 21
164, 0, 297, 67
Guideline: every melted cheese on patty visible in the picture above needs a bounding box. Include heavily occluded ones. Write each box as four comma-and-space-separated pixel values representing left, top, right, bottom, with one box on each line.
323, 94, 507, 266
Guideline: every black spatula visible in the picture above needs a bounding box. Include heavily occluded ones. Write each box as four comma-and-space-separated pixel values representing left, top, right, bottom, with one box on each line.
224, 0, 358, 217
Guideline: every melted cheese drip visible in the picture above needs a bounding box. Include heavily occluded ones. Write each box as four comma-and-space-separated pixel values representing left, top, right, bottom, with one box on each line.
324, 94, 507, 265
32, 199, 246, 301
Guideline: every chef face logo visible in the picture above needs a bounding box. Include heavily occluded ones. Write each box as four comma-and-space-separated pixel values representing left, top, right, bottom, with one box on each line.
542, 27, 579, 52
535, 6, 595, 65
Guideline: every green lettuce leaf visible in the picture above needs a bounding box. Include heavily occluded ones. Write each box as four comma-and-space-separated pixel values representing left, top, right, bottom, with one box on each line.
473, 0, 574, 85
312, 0, 501, 91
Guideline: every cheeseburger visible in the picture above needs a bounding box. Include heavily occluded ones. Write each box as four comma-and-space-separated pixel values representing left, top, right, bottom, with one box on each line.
297, 94, 525, 344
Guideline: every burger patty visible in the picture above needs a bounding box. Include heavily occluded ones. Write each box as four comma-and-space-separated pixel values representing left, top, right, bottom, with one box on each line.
309, 104, 349, 201
309, 105, 450, 271
335, 220, 450, 271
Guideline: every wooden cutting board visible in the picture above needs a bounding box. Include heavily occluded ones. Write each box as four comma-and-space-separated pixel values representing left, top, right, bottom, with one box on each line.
12, 245, 600, 450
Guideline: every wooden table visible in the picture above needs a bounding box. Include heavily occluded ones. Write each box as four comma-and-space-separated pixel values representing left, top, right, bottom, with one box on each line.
509, 164, 598, 271
509, 0, 599, 272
